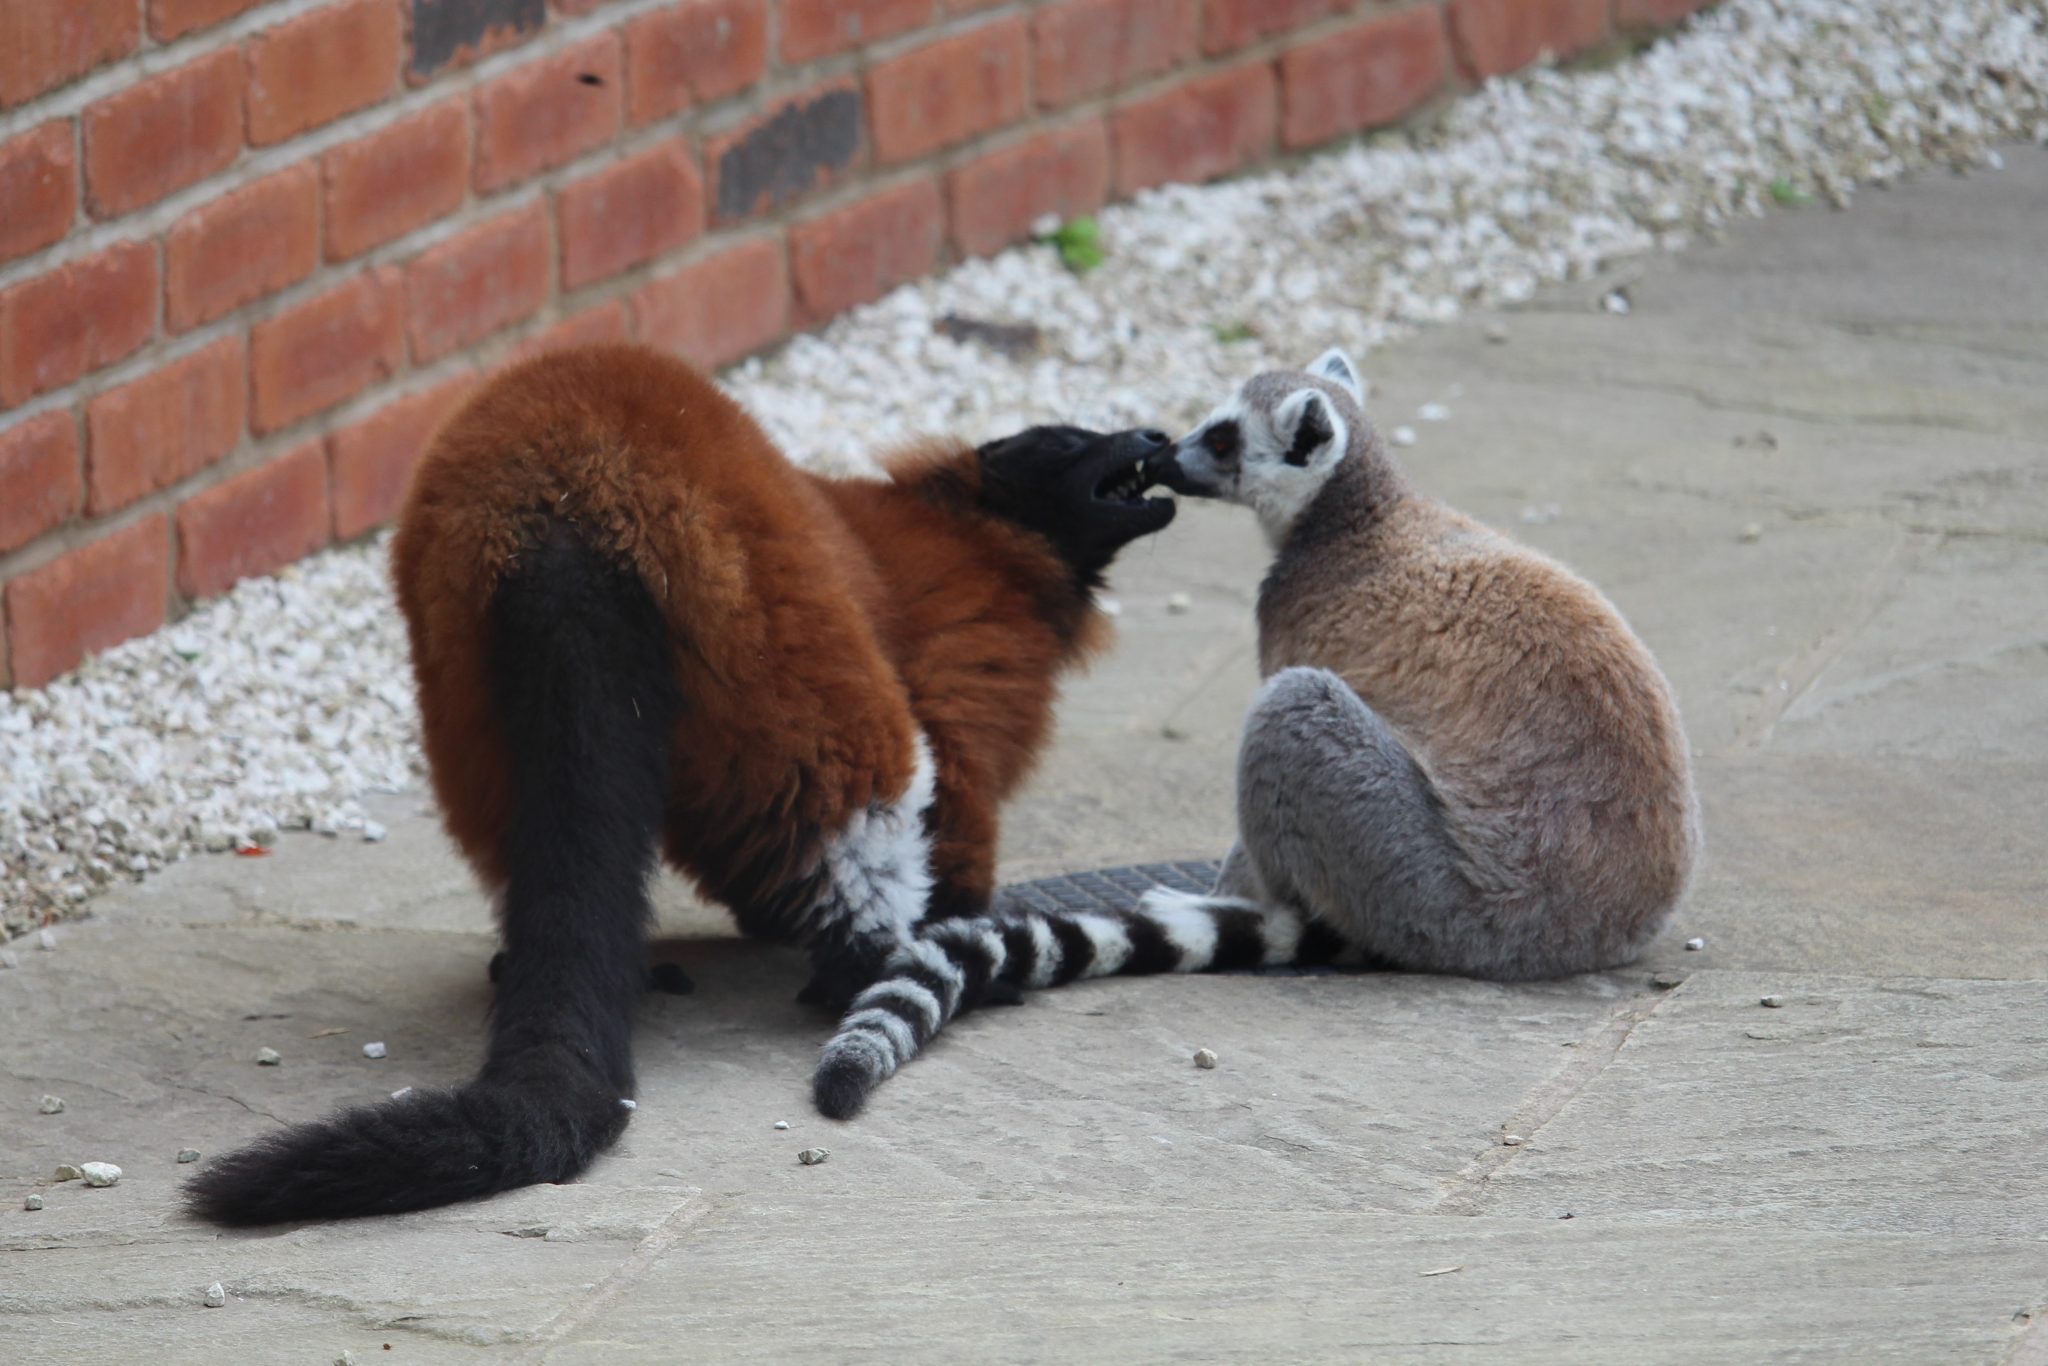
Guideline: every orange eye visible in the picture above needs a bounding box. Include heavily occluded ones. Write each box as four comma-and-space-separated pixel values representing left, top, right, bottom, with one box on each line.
1204, 423, 1241, 462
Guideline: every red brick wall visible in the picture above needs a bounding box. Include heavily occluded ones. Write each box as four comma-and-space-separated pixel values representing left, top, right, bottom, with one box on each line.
0, 0, 1713, 688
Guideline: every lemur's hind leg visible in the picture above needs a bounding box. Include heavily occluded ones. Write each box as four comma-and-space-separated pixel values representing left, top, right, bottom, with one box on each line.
1234, 667, 1487, 975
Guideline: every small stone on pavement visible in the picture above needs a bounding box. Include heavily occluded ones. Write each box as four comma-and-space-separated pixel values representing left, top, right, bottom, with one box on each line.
204, 1283, 226, 1308
53, 1164, 82, 1182
1193, 1048, 1218, 1069
798, 1148, 830, 1166
24, 1194, 44, 1210
80, 1162, 121, 1187
362, 1041, 387, 1059
255, 1047, 281, 1065
38, 1094, 64, 1114
1761, 995, 1785, 1008
177, 1148, 201, 1163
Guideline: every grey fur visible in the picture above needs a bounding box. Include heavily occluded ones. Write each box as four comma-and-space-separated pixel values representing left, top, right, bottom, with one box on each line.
1156, 352, 1702, 981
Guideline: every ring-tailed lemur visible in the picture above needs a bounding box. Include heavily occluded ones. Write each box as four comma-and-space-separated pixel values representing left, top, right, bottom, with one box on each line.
1137, 348, 1701, 979
813, 349, 1700, 1116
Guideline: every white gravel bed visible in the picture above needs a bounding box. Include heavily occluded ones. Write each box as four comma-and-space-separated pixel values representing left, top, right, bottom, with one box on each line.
3, 0, 2044, 934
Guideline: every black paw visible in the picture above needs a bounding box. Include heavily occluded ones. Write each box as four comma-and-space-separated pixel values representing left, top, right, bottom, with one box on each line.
647, 962, 695, 996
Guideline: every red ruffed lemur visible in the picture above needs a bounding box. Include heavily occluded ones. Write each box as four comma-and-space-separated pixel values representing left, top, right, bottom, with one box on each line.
189, 343, 1179, 1224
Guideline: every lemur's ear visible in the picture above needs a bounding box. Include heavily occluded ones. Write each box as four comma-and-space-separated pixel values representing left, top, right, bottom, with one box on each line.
1308, 348, 1364, 404
1279, 390, 1339, 468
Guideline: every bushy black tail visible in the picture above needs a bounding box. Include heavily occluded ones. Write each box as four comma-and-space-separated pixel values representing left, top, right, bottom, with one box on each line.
188, 523, 678, 1224
812, 887, 1372, 1119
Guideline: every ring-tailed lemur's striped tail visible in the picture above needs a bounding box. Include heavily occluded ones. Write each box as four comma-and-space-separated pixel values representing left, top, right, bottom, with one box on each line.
810, 887, 1372, 1118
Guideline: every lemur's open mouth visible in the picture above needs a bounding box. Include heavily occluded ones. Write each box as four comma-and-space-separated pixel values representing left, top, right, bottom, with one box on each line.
1092, 458, 1161, 507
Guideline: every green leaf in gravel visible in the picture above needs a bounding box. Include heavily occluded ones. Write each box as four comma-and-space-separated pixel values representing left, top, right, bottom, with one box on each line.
1040, 216, 1105, 274
1213, 321, 1258, 344
1768, 178, 1815, 207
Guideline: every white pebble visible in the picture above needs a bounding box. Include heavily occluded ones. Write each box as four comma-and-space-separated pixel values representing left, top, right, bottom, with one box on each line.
177, 1148, 201, 1163
24, 1194, 43, 1211
53, 1164, 82, 1182
1684, 937, 1705, 951
361, 821, 388, 843
1602, 289, 1633, 316
1761, 995, 1785, 1008
80, 1162, 121, 1187
1390, 425, 1418, 448
1417, 403, 1450, 422
38, 1094, 64, 1114
1192, 1048, 1218, 1069
361, 1041, 387, 1059
37, 929, 56, 951
1502, 1133, 1527, 1147
772, 1120, 790, 1130
797, 1148, 830, 1166
1740, 522, 1764, 543
1166, 592, 1193, 615
203, 1283, 226, 1308
255, 1047, 282, 1066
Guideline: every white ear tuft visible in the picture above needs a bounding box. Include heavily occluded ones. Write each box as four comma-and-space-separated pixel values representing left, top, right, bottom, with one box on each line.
1309, 348, 1364, 404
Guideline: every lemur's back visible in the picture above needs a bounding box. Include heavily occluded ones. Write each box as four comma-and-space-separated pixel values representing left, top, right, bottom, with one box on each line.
1258, 486, 1698, 926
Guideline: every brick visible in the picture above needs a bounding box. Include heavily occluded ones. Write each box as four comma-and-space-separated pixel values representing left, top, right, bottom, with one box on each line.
707, 81, 862, 224
246, 0, 404, 147
559, 143, 705, 290
412, 0, 547, 80
473, 34, 623, 193
868, 19, 1029, 167
1618, 0, 1711, 27
322, 102, 470, 261
1446, 0, 1607, 80
789, 179, 943, 327
176, 442, 329, 598
82, 50, 245, 220
0, 413, 82, 555
0, 241, 157, 409
405, 202, 551, 362
0, 122, 77, 266
165, 164, 319, 333
780, 0, 933, 65
249, 270, 406, 432
629, 236, 788, 371
947, 121, 1109, 258
1112, 62, 1278, 196
4, 516, 169, 688
0, 0, 140, 110
513, 302, 628, 362
328, 374, 475, 539
1281, 8, 1449, 151
625, 0, 770, 126
85, 337, 248, 516
149, 0, 267, 42
1202, 0, 1345, 56
1032, 0, 1199, 110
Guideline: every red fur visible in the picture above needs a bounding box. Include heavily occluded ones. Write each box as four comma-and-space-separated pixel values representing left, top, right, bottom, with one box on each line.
392, 343, 1104, 928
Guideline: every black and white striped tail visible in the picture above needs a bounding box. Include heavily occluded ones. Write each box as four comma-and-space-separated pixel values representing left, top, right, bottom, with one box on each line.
810, 869, 1370, 1119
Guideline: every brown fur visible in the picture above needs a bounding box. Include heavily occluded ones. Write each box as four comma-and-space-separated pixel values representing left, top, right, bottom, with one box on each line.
393, 344, 1106, 937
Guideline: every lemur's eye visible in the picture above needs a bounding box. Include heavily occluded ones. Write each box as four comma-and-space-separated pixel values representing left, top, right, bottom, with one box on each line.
1204, 422, 1242, 462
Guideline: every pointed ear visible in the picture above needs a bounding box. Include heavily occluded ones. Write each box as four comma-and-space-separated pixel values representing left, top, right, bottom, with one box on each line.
1278, 389, 1341, 468
1308, 348, 1364, 404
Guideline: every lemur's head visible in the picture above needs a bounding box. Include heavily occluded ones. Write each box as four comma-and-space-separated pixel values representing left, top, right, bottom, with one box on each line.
975, 424, 1178, 583
1160, 349, 1373, 544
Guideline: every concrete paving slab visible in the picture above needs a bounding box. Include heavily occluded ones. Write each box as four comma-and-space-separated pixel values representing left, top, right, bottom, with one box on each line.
544, 1199, 2044, 1364
1468, 971, 2048, 1237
